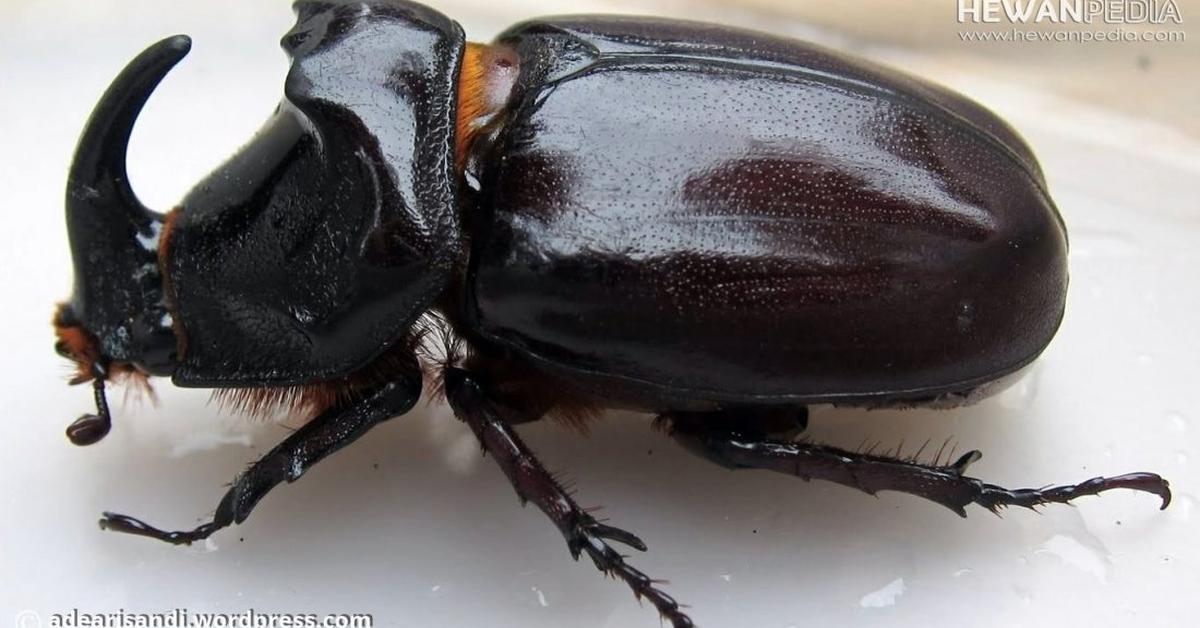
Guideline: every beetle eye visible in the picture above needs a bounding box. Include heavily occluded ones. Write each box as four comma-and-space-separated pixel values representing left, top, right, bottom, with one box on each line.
55, 340, 72, 359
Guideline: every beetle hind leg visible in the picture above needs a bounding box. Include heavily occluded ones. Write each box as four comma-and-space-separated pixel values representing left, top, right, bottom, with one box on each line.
667, 417, 1170, 517
444, 368, 694, 628
99, 380, 418, 545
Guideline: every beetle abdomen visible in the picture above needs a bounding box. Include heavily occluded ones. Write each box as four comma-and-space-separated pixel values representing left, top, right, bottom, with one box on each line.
464, 18, 1067, 408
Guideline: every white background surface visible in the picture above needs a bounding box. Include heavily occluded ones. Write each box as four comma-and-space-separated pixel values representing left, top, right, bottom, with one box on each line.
1, 1, 1197, 627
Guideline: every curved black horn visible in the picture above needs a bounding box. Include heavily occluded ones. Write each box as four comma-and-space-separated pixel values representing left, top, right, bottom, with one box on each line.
67, 35, 191, 231
63, 36, 190, 367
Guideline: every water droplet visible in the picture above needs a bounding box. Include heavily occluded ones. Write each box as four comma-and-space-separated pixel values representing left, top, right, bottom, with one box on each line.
997, 365, 1040, 410
1035, 534, 1109, 583
1176, 450, 1189, 465
168, 431, 252, 458
1071, 231, 1138, 260
720, 574, 732, 582
1169, 494, 1195, 523
531, 586, 549, 607
1165, 412, 1189, 433
440, 428, 484, 475
1136, 354, 1154, 366
952, 568, 974, 578
859, 578, 905, 608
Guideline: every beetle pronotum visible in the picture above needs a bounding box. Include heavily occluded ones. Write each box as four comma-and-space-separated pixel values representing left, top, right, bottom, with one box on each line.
53, 2, 1170, 626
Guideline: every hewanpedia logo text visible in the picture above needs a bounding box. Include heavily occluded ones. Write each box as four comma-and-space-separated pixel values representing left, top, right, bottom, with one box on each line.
957, 0, 1183, 24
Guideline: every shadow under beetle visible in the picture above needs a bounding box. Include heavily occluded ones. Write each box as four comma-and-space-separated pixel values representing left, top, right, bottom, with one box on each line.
53, 2, 1171, 625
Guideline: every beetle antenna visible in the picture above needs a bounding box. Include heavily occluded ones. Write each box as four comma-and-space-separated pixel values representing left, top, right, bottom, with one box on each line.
66, 368, 113, 446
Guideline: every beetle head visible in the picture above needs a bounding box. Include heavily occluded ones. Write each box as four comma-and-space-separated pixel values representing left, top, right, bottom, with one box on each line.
54, 36, 190, 445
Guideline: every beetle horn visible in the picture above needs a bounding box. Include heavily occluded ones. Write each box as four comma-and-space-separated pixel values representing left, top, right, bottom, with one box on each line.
63, 35, 190, 376
66, 35, 190, 236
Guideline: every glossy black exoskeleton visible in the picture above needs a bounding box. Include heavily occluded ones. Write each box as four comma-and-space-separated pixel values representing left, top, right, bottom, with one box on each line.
53, 2, 1170, 626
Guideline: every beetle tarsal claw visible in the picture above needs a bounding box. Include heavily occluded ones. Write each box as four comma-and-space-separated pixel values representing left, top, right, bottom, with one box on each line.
586, 521, 649, 552
974, 471, 1173, 513
98, 511, 217, 546
1106, 472, 1173, 510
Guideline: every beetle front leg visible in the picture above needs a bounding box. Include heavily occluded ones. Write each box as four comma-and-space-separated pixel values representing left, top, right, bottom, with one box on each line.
669, 421, 1171, 517
99, 379, 418, 544
443, 368, 693, 628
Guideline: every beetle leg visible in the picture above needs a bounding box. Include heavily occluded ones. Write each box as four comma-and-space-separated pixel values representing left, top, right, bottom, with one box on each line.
98, 380, 418, 545
443, 368, 694, 628
669, 423, 1171, 517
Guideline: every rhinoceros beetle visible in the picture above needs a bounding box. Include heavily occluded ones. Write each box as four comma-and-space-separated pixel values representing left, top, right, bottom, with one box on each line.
53, 1, 1170, 625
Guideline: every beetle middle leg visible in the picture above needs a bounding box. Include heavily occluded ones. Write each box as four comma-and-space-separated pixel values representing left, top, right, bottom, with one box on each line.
443, 367, 694, 628
99, 379, 418, 544
667, 412, 1171, 517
